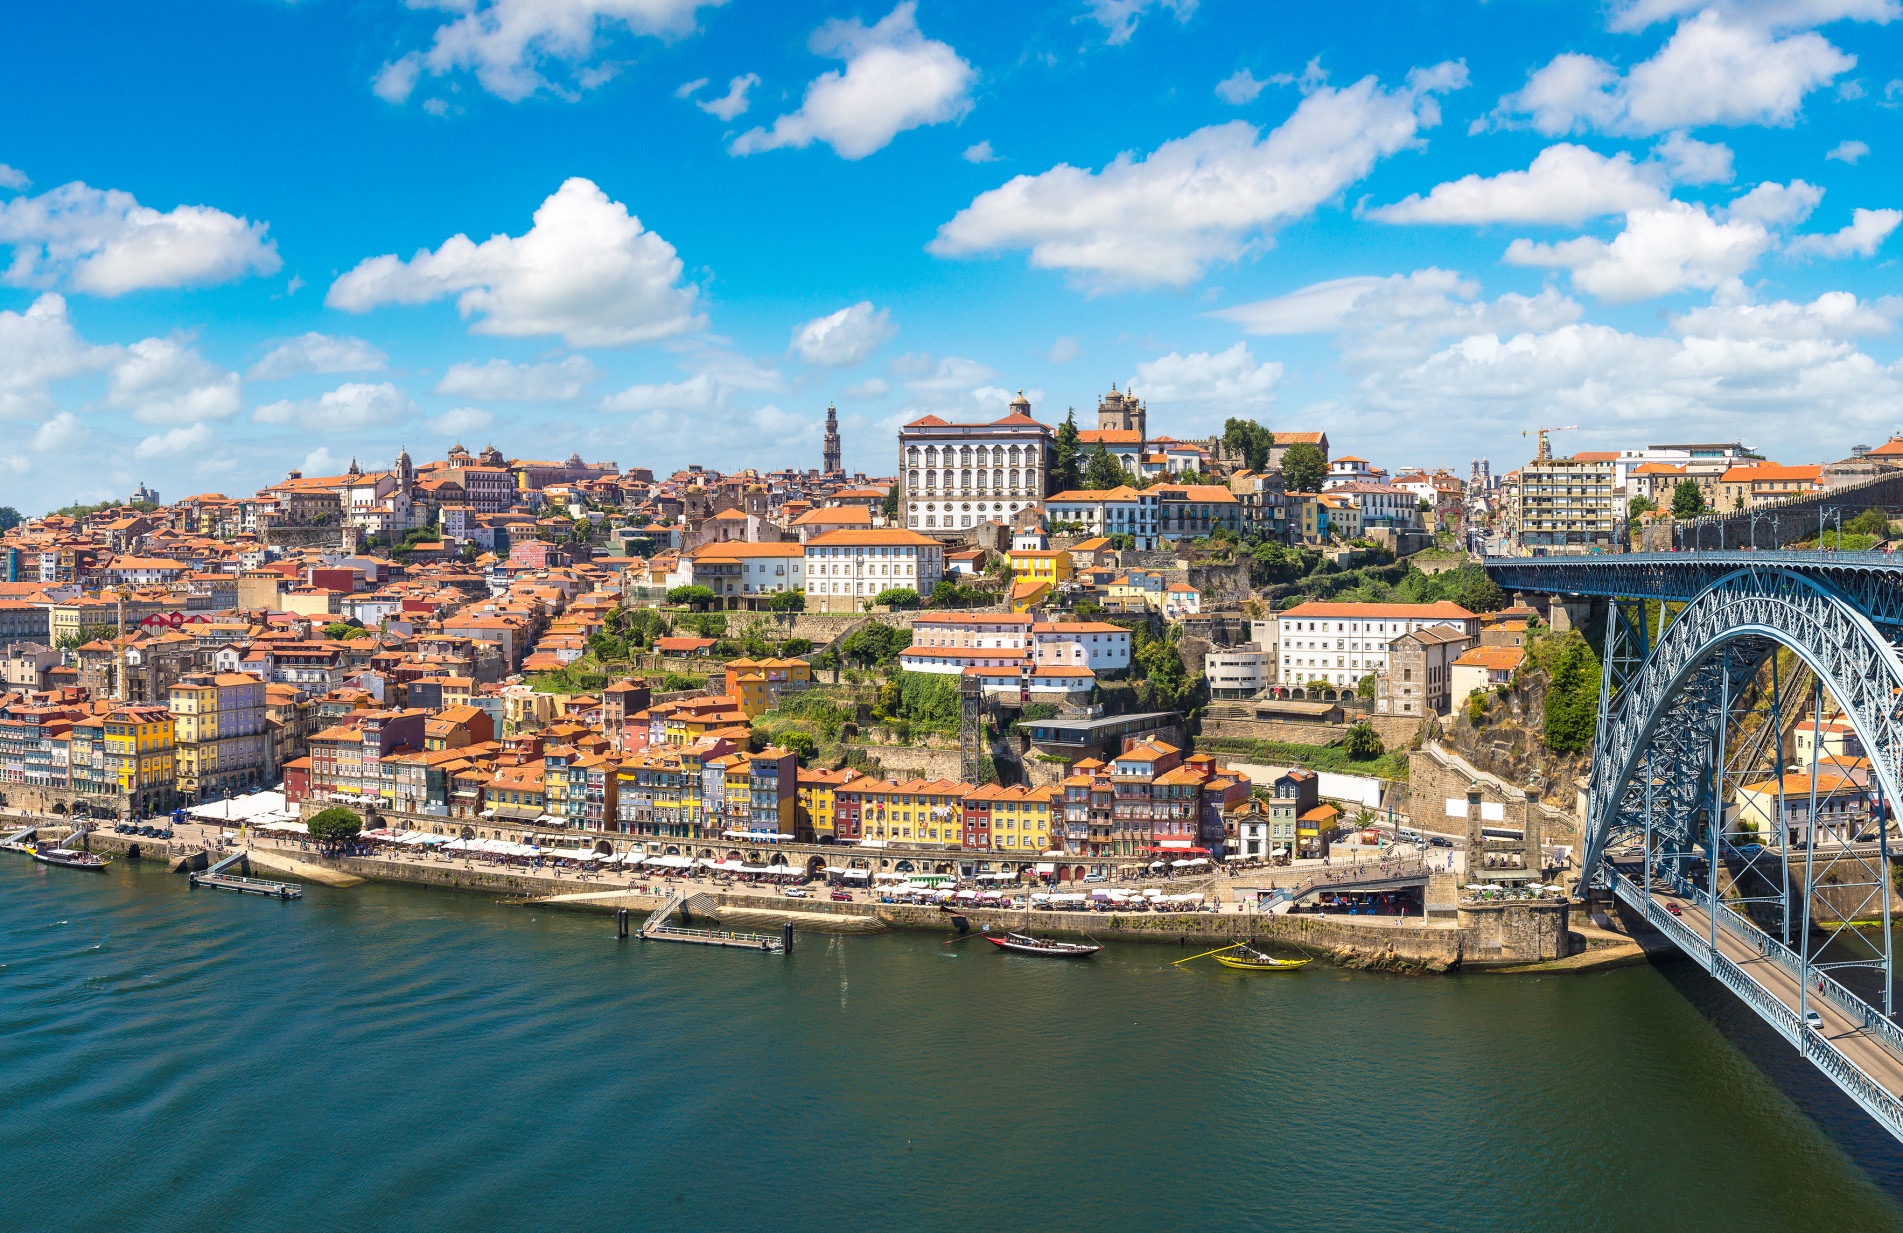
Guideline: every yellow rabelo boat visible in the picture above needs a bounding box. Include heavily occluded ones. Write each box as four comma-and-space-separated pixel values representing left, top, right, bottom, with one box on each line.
1176, 942, 1310, 971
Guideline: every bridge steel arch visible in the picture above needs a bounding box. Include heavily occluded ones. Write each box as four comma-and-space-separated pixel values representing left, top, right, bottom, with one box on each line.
1583, 565, 1903, 888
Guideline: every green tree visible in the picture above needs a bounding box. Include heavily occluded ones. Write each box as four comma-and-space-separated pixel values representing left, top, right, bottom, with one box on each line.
1540, 631, 1601, 754
1354, 672, 1377, 701
308, 807, 363, 849
841, 620, 911, 667
0, 505, 21, 531
1627, 495, 1655, 519
1050, 410, 1083, 493
871, 586, 920, 609
1133, 625, 1198, 714
778, 731, 817, 761
1847, 507, 1892, 538
881, 485, 901, 519
1222, 418, 1274, 472
667, 584, 716, 609
767, 589, 806, 613
1281, 442, 1327, 493
1671, 479, 1706, 519
1083, 445, 1129, 491
1342, 721, 1384, 760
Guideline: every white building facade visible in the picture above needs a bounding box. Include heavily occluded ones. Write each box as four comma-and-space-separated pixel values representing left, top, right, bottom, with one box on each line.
1276, 601, 1479, 688
803, 529, 946, 613
899, 395, 1053, 535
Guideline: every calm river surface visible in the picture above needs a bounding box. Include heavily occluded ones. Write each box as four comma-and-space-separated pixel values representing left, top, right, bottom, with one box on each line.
4, 855, 1903, 1233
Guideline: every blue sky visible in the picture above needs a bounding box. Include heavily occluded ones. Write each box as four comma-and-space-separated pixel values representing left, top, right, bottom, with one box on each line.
2, 0, 1899, 511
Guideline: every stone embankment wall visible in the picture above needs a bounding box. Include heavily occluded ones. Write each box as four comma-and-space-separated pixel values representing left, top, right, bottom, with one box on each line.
82, 837, 1573, 970
1407, 743, 1579, 844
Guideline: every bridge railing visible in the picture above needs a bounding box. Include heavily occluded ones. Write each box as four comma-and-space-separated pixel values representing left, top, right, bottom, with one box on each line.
1485, 548, 1903, 569
1615, 870, 1903, 1066
1801, 1028, 1903, 1141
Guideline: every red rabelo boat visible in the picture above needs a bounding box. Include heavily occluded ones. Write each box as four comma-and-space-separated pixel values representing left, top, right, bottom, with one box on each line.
983, 931, 1101, 958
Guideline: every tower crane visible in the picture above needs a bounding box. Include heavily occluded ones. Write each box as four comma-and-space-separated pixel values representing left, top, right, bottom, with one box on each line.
1522, 423, 1579, 462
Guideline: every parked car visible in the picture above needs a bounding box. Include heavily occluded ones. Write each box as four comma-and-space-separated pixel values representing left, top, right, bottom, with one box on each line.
1083, 873, 1107, 884
780, 887, 810, 898
830, 890, 852, 902
1429, 836, 1454, 848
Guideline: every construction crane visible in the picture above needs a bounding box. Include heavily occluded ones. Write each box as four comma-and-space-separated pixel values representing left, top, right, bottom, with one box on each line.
1522, 423, 1579, 462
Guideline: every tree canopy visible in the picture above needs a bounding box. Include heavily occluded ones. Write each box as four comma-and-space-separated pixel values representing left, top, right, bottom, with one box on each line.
841, 620, 911, 667
1538, 631, 1601, 754
1281, 442, 1326, 493
1050, 410, 1082, 494
308, 807, 363, 848
666, 585, 716, 609
0, 505, 20, 531
1670, 479, 1706, 519
1222, 418, 1274, 472
1342, 722, 1384, 760
1083, 445, 1131, 491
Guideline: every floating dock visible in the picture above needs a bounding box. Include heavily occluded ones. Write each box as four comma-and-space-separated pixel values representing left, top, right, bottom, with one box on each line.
189, 849, 304, 899
630, 890, 788, 952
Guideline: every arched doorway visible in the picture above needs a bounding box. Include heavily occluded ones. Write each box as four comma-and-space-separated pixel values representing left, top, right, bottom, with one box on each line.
460, 825, 475, 839
806, 855, 827, 876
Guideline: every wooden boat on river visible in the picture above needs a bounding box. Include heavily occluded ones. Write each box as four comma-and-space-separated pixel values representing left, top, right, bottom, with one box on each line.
983, 931, 1101, 958
1212, 943, 1309, 971
30, 846, 110, 872
1175, 941, 1309, 971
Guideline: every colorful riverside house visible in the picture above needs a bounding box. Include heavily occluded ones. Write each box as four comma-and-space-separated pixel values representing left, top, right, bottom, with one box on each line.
969, 783, 1057, 852
796, 766, 859, 842
104, 704, 177, 817
744, 747, 798, 838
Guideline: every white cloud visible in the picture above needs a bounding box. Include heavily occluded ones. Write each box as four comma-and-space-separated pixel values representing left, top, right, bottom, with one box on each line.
0, 293, 116, 419
1370, 144, 1668, 225
0, 453, 26, 475
1671, 290, 1899, 338
930, 63, 1467, 289
1610, 0, 1898, 31
1347, 292, 1903, 464
106, 338, 243, 425
844, 377, 890, 399
598, 372, 721, 412
1087, 0, 1196, 44
1505, 202, 1769, 302
971, 384, 1045, 409
254, 382, 414, 431
1827, 138, 1871, 162
730, 4, 975, 160
377, 0, 728, 104
435, 355, 599, 400
1788, 207, 1903, 257
790, 301, 896, 366
1489, 12, 1853, 136
327, 177, 704, 347
1213, 268, 1583, 365
0, 181, 279, 295
963, 140, 998, 163
429, 406, 496, 435
1047, 336, 1081, 362
248, 333, 389, 381
695, 73, 759, 120
1129, 342, 1281, 410
1722, 178, 1823, 226
31, 411, 86, 453
893, 352, 997, 391
0, 165, 28, 191
299, 447, 346, 476
135, 423, 215, 459
1215, 69, 1267, 104
1655, 132, 1736, 183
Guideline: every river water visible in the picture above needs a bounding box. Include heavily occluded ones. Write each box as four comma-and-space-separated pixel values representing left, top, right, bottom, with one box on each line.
4, 856, 1903, 1233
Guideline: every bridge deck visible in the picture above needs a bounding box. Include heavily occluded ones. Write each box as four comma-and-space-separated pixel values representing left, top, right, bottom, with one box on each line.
1484, 551, 1903, 618
1614, 871, 1903, 1140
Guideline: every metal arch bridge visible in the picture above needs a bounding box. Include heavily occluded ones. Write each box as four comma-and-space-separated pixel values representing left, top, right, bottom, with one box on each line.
1486, 550, 1903, 1142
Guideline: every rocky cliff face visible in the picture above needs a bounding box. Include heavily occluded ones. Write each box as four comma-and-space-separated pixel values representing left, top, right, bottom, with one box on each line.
1445, 658, 1589, 809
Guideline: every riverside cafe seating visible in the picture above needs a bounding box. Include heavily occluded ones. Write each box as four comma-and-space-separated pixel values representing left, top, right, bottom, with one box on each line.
1032, 889, 1207, 912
